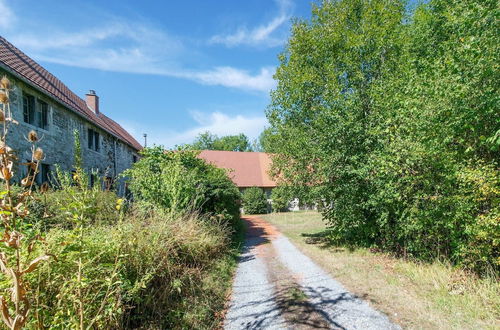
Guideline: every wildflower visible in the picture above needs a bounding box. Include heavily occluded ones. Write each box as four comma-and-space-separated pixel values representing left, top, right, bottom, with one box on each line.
28, 130, 38, 142
0, 76, 10, 89
33, 148, 44, 161
116, 198, 124, 211
0, 92, 8, 104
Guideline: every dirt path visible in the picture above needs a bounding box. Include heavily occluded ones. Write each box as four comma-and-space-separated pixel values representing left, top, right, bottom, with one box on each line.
224, 216, 401, 330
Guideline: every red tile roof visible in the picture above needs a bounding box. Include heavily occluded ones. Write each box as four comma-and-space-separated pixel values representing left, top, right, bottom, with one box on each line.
198, 150, 277, 188
0, 36, 142, 151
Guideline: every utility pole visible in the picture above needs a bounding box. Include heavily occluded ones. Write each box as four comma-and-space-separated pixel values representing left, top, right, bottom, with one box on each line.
143, 133, 147, 148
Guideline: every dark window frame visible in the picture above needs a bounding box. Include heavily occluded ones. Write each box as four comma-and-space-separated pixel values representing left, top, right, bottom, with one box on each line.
104, 176, 114, 191
22, 92, 49, 130
37, 99, 49, 129
87, 128, 100, 152
39, 163, 51, 185
23, 94, 35, 125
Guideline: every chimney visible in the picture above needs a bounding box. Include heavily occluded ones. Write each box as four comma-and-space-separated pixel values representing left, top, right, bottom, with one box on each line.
85, 90, 99, 115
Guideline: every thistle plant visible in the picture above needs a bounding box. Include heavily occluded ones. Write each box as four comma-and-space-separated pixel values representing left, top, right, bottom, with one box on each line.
0, 76, 53, 329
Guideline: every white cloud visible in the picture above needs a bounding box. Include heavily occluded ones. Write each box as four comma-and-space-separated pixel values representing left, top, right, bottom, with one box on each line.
120, 111, 267, 148
0, 0, 16, 29
32, 50, 275, 92
2, 5, 276, 93
184, 66, 275, 92
209, 0, 292, 47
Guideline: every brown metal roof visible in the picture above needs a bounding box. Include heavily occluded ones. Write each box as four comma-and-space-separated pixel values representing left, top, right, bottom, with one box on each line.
0, 36, 142, 151
198, 150, 277, 188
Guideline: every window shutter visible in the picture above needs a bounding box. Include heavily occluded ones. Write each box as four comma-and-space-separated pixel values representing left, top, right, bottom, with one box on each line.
28, 96, 35, 124
40, 101, 48, 129
23, 96, 29, 123
88, 129, 93, 149
94, 132, 100, 151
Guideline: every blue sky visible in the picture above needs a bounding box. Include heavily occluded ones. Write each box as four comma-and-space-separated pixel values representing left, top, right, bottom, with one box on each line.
0, 0, 313, 147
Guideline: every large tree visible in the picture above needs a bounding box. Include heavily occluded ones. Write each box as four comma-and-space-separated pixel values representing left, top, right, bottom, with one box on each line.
267, 0, 406, 241
266, 0, 499, 273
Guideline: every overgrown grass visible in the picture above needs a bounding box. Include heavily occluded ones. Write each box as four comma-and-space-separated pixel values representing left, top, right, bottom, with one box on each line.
261, 211, 500, 329
1, 186, 242, 329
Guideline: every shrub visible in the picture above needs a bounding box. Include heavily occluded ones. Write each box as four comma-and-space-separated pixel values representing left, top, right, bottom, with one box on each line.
124, 147, 240, 223
19, 201, 236, 329
27, 184, 119, 230
271, 186, 292, 212
242, 187, 268, 214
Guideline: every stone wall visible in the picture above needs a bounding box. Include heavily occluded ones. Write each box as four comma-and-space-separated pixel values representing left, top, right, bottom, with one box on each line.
1, 70, 139, 195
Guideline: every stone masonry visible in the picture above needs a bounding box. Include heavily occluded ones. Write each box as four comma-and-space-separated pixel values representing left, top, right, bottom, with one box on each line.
1, 70, 139, 196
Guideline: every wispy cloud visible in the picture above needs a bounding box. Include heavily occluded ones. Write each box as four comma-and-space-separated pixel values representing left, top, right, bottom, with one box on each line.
119, 111, 267, 148
31, 50, 275, 93
2, 2, 276, 93
209, 0, 292, 48
184, 67, 275, 92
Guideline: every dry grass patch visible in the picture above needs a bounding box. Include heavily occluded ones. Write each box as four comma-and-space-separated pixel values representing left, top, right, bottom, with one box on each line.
261, 211, 499, 329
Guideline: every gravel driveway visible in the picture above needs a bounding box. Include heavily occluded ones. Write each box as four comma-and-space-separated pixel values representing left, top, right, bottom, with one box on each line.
224, 216, 401, 330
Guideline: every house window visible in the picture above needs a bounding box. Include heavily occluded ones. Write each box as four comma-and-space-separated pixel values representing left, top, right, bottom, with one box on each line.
23, 94, 35, 124
23, 93, 49, 129
39, 163, 51, 185
132, 155, 137, 163
90, 173, 95, 188
104, 177, 114, 191
87, 128, 100, 151
37, 100, 49, 129
29, 163, 50, 186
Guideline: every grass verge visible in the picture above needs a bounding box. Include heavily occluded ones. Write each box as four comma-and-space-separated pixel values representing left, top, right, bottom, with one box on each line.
260, 211, 499, 329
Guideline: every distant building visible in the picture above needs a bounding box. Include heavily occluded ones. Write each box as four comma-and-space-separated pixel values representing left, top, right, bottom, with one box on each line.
197, 150, 277, 196
0, 36, 141, 194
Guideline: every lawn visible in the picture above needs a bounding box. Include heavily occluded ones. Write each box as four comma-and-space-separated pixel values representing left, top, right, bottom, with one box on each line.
260, 211, 499, 330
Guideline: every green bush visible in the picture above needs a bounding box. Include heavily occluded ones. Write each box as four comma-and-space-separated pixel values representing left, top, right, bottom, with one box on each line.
124, 147, 241, 223
242, 187, 268, 214
270, 186, 292, 212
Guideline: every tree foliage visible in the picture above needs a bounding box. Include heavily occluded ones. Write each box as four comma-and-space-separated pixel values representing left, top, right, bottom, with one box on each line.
186, 131, 252, 152
270, 186, 293, 212
266, 0, 499, 274
241, 187, 269, 214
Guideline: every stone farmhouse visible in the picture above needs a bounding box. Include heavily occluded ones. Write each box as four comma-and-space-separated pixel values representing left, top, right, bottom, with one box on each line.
0, 36, 142, 195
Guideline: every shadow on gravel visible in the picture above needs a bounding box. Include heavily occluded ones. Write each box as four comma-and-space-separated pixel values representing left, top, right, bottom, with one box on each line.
274, 283, 351, 330
228, 284, 356, 329
236, 217, 272, 264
